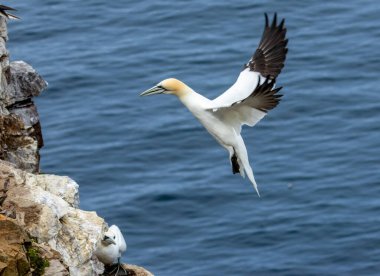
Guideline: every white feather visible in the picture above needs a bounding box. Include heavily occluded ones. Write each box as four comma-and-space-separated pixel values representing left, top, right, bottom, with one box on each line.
208, 68, 263, 109
95, 225, 127, 265
205, 68, 267, 133
109, 225, 127, 254
178, 88, 261, 195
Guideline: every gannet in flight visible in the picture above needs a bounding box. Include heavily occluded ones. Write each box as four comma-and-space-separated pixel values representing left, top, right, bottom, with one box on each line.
0, 4, 19, 19
95, 225, 127, 273
141, 13, 288, 196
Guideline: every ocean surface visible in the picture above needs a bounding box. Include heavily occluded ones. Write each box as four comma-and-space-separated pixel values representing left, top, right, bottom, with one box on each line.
8, 1, 380, 275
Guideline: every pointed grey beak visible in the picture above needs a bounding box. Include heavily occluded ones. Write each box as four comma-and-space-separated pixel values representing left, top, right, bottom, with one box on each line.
140, 85, 166, 96
103, 235, 116, 245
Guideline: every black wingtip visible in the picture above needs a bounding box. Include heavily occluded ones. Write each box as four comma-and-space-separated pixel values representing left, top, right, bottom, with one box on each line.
0, 5, 16, 11
0, 5, 19, 20
272, 13, 277, 28
247, 12, 288, 79
274, 87, 283, 93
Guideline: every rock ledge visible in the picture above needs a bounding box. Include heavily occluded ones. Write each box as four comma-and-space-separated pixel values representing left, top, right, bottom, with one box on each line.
0, 17, 153, 276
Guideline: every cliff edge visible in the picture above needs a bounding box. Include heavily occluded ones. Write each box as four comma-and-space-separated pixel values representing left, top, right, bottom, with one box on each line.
0, 17, 152, 276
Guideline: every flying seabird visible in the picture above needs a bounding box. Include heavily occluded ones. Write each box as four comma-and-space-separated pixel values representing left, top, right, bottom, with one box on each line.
140, 13, 288, 196
95, 225, 127, 274
0, 4, 19, 19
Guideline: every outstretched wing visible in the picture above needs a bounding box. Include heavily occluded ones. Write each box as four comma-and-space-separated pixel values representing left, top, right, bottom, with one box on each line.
209, 77, 282, 133
237, 77, 282, 113
209, 13, 287, 110
245, 13, 288, 79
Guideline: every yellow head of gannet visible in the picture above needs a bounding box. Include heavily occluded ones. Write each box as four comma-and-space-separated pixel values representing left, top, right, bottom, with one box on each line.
140, 78, 190, 98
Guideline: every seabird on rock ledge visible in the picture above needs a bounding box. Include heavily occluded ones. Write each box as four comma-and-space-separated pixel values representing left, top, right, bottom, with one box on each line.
0, 4, 19, 19
95, 225, 127, 274
141, 13, 288, 196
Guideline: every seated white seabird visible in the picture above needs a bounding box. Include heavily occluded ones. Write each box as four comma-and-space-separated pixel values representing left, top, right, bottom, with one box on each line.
95, 225, 127, 266
141, 13, 288, 196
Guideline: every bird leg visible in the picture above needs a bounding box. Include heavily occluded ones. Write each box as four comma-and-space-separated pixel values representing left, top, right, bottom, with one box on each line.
109, 258, 127, 276
107, 264, 119, 276
118, 258, 127, 274
231, 149, 240, 174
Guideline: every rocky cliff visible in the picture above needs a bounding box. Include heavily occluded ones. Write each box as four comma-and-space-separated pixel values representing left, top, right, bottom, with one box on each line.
0, 17, 152, 276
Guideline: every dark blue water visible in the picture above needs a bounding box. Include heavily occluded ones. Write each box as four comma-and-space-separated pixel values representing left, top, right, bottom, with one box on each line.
9, 1, 380, 275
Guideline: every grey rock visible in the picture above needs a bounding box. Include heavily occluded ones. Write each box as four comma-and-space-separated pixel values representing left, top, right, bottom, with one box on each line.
33, 174, 80, 208
0, 37, 8, 59
8, 101, 39, 128
0, 17, 8, 41
2, 138, 40, 173
0, 113, 41, 173
0, 161, 106, 275
0, 16, 153, 276
0, 60, 46, 172
0, 103, 9, 115
6, 61, 47, 106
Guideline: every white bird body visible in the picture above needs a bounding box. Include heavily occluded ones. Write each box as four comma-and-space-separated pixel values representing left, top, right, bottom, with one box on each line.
110, 225, 127, 255
96, 241, 120, 265
171, 74, 262, 195
141, 13, 288, 196
95, 225, 127, 265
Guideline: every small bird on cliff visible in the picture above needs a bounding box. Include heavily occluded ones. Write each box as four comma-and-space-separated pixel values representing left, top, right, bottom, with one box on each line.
0, 4, 19, 20
140, 13, 288, 196
95, 225, 127, 274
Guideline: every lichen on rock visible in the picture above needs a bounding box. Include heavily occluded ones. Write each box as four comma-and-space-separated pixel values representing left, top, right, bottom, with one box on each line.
25, 244, 50, 275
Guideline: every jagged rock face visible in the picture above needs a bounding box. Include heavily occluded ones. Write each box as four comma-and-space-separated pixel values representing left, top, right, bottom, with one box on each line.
0, 14, 154, 276
6, 61, 47, 105
0, 161, 106, 275
0, 60, 47, 173
0, 18, 7, 41
31, 242, 69, 276
0, 215, 70, 276
57, 209, 106, 275
0, 215, 30, 275
0, 17, 107, 275
0, 16, 47, 173
0, 113, 42, 173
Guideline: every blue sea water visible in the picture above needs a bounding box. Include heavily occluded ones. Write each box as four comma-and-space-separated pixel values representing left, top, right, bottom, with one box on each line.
8, 0, 380, 275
